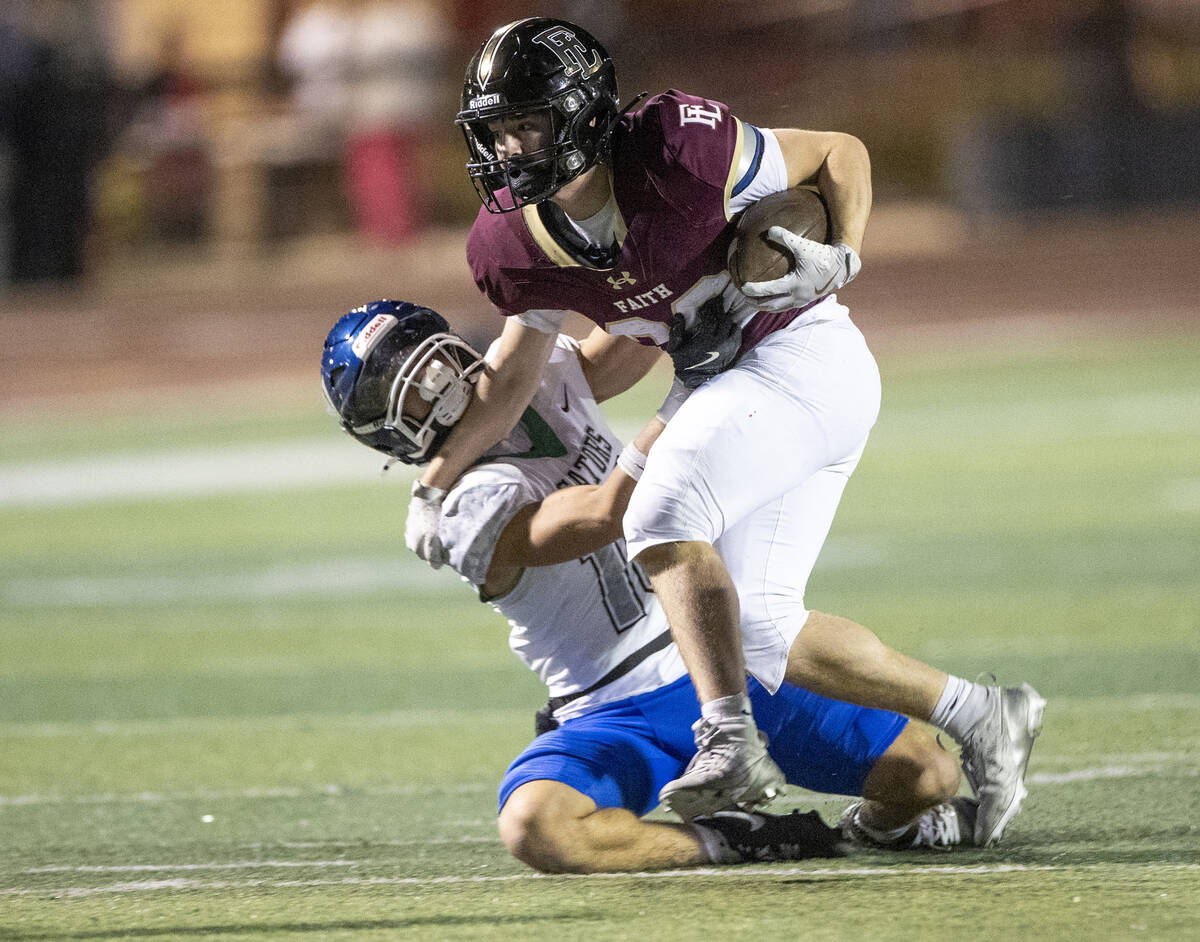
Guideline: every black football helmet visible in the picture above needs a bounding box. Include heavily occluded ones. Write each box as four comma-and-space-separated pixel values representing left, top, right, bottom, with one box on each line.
321, 300, 485, 464
456, 17, 621, 213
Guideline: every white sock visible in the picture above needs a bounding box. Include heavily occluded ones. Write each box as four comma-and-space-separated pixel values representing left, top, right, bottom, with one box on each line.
928, 675, 991, 743
700, 693, 754, 728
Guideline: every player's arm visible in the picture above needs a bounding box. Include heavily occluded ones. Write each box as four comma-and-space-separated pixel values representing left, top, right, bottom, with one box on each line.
771, 129, 871, 253
735, 129, 871, 312
407, 317, 558, 566
420, 317, 558, 491
487, 417, 666, 572
576, 326, 665, 403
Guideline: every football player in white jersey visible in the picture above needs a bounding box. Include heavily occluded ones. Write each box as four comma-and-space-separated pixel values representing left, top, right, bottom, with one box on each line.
322, 300, 980, 872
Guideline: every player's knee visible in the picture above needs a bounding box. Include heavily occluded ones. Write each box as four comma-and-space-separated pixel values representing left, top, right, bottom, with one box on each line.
633, 539, 724, 583
624, 469, 719, 554
631, 541, 677, 578
863, 725, 960, 815
497, 786, 587, 874
909, 739, 960, 806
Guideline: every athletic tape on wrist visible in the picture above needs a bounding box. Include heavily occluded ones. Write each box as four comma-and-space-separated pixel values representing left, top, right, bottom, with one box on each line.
656, 379, 692, 423
411, 481, 446, 502
615, 442, 648, 481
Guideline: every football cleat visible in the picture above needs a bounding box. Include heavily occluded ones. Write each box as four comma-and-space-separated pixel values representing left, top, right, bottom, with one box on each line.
958, 682, 1046, 847
658, 717, 786, 821
839, 797, 978, 851
695, 808, 848, 864
321, 300, 484, 465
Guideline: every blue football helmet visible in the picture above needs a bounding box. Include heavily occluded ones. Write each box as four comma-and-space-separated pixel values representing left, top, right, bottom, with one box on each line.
321, 300, 485, 464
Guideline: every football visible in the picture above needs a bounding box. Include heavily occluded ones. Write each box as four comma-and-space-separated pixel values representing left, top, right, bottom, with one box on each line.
729, 187, 830, 289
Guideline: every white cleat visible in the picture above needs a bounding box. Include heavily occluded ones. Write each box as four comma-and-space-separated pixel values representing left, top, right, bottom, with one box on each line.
658, 717, 786, 821
959, 682, 1046, 847
840, 797, 978, 851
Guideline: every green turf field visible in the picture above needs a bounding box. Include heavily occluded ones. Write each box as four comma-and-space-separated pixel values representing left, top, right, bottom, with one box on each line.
2, 328, 1198, 940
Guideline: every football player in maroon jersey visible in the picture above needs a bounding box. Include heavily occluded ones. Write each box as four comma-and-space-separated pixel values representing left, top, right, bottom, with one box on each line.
406, 17, 1043, 847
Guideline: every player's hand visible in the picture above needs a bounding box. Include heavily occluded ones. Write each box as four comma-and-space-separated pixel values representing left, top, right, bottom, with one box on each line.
739, 228, 861, 312
405, 481, 448, 568
666, 294, 743, 389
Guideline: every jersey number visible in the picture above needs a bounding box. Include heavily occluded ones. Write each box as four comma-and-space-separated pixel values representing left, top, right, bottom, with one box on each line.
581, 542, 652, 634
604, 273, 736, 345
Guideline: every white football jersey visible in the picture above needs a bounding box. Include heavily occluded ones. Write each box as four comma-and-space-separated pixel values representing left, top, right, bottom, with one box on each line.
437, 336, 685, 720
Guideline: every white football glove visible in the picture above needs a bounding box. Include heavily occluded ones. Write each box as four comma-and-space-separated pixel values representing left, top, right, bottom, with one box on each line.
405, 480, 448, 569
739, 228, 861, 313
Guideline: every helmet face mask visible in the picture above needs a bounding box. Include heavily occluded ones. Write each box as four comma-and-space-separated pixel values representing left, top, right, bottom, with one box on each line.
457, 18, 619, 213
321, 301, 485, 464
459, 104, 579, 210
382, 333, 481, 458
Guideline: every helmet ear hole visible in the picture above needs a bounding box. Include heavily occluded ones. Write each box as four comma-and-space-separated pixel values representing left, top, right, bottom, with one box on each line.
418, 360, 453, 402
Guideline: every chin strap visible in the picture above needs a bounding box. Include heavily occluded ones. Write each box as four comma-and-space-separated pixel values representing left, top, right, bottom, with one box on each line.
535, 200, 621, 269
598, 90, 649, 152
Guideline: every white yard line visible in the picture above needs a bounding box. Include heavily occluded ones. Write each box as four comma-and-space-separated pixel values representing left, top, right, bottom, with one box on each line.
4, 755, 1198, 898
0, 439, 398, 509
1165, 478, 1200, 513
2, 380, 1198, 510
4, 862, 1200, 898
0, 781, 494, 806
1, 752, 1196, 808
3, 557, 455, 607
26, 860, 365, 874
2, 539, 884, 609
4, 697, 1197, 742
1028, 765, 1198, 784
0, 708, 524, 740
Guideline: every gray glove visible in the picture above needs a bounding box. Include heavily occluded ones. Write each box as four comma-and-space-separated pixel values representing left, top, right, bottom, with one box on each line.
405, 480, 448, 568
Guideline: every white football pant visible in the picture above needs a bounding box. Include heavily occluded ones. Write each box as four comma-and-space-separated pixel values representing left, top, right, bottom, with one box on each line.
624, 297, 881, 691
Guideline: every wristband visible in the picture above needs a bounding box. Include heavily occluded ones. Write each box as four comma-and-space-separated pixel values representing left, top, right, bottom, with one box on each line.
655, 376, 693, 423
615, 442, 648, 481
411, 480, 447, 501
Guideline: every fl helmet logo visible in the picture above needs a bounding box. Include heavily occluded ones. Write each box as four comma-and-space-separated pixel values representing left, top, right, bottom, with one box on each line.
532, 26, 601, 77
607, 272, 636, 289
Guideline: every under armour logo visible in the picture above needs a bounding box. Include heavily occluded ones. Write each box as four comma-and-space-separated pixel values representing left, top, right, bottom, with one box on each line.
532, 26, 601, 76
679, 103, 722, 129
607, 272, 637, 289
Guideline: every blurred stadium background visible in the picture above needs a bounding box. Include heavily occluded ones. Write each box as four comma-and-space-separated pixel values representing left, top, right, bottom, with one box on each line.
2, 1, 1199, 938
1, 0, 1199, 398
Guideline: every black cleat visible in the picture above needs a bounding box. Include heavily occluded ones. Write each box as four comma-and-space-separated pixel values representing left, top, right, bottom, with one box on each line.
694, 808, 848, 863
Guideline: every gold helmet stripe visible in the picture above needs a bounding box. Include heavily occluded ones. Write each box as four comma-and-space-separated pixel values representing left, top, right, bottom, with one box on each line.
478, 18, 535, 86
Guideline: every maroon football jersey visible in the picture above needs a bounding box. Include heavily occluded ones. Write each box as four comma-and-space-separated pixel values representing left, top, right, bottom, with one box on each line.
466, 90, 806, 353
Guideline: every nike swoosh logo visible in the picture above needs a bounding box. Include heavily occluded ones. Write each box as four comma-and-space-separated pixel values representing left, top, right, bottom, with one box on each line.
813, 273, 839, 295
714, 810, 765, 831
683, 351, 722, 370
812, 258, 846, 296
560, 386, 569, 412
